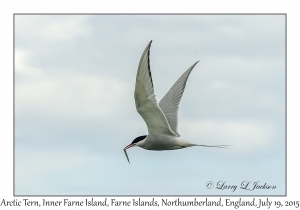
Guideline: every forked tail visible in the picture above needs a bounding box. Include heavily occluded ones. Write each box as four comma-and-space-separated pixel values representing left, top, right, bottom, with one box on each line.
178, 139, 231, 149
196, 144, 231, 149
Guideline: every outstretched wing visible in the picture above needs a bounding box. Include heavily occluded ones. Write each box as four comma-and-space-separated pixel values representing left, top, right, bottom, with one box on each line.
134, 41, 176, 136
159, 61, 199, 136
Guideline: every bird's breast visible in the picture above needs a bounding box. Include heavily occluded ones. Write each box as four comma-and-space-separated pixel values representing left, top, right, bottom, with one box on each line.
141, 135, 183, 150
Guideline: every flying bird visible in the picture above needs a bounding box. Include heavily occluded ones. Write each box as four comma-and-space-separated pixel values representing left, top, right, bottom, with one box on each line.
124, 41, 228, 163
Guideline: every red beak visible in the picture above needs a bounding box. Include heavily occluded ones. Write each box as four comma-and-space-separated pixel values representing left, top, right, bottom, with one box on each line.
124, 144, 135, 150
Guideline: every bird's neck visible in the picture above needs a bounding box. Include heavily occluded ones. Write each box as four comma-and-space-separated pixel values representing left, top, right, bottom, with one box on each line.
135, 139, 146, 148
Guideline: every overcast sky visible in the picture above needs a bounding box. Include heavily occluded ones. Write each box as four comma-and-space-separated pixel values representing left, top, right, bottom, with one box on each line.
15, 14, 285, 195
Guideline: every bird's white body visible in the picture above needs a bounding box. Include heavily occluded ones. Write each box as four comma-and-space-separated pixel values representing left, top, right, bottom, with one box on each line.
123, 41, 228, 163
135, 135, 196, 150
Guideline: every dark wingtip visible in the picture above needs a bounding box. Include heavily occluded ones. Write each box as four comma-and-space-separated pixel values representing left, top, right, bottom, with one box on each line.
148, 40, 153, 47
146, 42, 153, 87
187, 60, 200, 71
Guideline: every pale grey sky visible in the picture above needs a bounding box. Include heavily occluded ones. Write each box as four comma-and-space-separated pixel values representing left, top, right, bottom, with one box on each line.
15, 14, 285, 195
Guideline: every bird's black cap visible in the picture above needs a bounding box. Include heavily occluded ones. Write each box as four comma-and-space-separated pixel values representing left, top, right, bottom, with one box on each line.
132, 135, 147, 144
